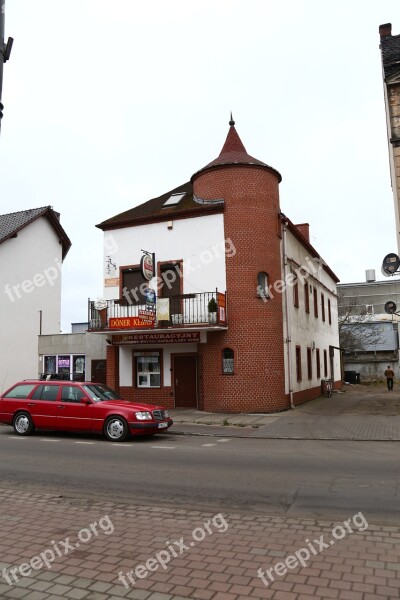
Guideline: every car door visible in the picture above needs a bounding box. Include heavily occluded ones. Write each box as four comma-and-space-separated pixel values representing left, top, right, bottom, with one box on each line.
28, 384, 60, 428
56, 385, 93, 432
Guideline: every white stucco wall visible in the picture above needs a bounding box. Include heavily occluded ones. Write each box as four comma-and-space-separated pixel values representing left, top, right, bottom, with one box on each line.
102, 213, 227, 299
0, 217, 63, 392
282, 229, 341, 394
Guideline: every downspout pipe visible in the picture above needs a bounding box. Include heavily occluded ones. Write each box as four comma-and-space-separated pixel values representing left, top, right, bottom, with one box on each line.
282, 218, 295, 409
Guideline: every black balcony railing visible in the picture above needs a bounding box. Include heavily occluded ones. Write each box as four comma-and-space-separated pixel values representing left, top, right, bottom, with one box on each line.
88, 291, 226, 330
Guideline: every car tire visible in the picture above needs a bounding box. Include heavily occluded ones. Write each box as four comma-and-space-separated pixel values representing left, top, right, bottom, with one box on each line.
13, 412, 34, 436
104, 416, 129, 442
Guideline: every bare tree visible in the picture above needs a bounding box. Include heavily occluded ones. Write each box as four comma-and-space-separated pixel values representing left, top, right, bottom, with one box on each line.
338, 292, 384, 352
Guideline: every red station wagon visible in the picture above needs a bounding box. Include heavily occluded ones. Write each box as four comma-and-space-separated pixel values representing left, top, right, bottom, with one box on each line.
0, 381, 173, 442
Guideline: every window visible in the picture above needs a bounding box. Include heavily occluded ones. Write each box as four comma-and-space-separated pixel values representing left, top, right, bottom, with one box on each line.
366, 304, 374, 315
257, 272, 269, 300
313, 287, 318, 318
32, 385, 60, 401
295, 346, 302, 381
42, 354, 85, 382
3, 384, 36, 399
61, 385, 86, 403
136, 353, 161, 388
73, 356, 86, 382
162, 192, 186, 207
316, 349, 321, 379
304, 282, 310, 313
293, 277, 299, 308
222, 348, 234, 374
307, 348, 312, 380
160, 263, 181, 298
323, 350, 328, 378
121, 267, 147, 305
321, 293, 325, 322
328, 299, 331, 325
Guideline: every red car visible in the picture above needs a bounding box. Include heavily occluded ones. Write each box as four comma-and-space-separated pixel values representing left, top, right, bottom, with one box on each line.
0, 380, 173, 442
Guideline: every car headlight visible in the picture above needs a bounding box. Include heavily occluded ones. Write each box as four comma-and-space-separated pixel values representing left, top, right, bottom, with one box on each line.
164, 410, 169, 418
135, 411, 152, 421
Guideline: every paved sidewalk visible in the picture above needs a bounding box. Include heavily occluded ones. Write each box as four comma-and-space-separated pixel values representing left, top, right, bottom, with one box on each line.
169, 384, 400, 440
0, 488, 399, 600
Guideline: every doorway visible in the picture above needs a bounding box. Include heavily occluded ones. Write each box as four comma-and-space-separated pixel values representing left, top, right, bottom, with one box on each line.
91, 360, 107, 385
173, 355, 197, 408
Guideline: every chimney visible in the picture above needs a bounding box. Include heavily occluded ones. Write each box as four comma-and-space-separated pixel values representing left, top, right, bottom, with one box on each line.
379, 23, 392, 38
295, 223, 310, 242
365, 269, 376, 283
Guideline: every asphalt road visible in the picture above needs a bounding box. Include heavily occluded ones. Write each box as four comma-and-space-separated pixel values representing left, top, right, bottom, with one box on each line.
0, 426, 398, 524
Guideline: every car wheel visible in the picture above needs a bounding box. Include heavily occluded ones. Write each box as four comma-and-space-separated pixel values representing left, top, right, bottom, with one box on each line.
104, 416, 129, 442
13, 412, 34, 436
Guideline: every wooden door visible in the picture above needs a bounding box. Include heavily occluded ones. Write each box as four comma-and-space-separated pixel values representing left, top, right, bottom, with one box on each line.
91, 360, 107, 385
173, 355, 197, 408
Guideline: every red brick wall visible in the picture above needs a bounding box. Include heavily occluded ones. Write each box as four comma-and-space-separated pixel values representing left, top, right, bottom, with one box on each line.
194, 165, 288, 413
119, 385, 174, 409
106, 345, 119, 391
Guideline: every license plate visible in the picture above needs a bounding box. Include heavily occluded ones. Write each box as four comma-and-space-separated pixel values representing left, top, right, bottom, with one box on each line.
158, 422, 168, 429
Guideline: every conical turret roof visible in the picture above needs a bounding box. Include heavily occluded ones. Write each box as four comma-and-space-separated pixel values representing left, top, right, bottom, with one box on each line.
192, 116, 281, 182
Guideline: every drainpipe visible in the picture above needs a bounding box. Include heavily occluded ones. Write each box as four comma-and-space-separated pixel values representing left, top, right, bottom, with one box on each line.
282, 219, 294, 409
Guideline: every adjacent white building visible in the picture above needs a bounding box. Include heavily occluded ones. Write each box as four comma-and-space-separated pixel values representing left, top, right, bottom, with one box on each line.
0, 207, 71, 392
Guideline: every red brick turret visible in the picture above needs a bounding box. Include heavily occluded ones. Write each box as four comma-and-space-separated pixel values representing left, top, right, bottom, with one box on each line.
192, 118, 288, 413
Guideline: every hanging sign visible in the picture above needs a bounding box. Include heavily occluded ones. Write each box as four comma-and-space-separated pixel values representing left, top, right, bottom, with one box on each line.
140, 252, 155, 281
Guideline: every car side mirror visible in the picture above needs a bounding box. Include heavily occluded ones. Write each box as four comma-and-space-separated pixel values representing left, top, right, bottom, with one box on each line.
81, 398, 91, 405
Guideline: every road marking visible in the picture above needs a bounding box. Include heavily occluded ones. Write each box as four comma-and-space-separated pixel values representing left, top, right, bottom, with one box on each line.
217, 439, 231, 442
110, 443, 131, 447
202, 443, 216, 447
75, 441, 96, 445
151, 445, 176, 449
40, 439, 60, 442
9, 436, 28, 440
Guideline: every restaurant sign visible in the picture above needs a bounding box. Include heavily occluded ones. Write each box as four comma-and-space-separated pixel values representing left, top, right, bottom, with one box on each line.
112, 331, 201, 345
109, 317, 154, 329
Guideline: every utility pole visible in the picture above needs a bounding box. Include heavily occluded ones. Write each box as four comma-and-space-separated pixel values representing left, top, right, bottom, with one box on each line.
0, 1, 14, 132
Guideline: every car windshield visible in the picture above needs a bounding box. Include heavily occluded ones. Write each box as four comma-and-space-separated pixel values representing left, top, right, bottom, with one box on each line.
82, 384, 121, 402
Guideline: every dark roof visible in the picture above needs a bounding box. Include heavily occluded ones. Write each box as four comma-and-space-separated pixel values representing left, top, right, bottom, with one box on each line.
379, 24, 400, 80
0, 206, 71, 259
97, 181, 225, 230
191, 118, 282, 182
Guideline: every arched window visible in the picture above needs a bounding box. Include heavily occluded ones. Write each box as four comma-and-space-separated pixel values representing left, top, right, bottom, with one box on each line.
257, 272, 269, 299
222, 348, 234, 374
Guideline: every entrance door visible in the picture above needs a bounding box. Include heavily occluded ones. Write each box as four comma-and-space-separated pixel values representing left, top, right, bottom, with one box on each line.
91, 360, 107, 385
173, 355, 197, 408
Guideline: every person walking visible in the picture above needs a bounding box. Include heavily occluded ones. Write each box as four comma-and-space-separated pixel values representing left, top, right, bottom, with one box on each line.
384, 365, 395, 391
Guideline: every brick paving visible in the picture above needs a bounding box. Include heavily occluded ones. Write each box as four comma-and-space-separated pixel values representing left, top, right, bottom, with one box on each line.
0, 488, 399, 599
170, 384, 400, 440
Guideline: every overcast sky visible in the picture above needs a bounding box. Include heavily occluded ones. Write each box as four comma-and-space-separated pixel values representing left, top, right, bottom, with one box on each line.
1, 1, 399, 332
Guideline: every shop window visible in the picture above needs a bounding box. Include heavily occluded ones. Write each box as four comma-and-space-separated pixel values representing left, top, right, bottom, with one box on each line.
257, 272, 269, 300
316, 349, 321, 379
222, 348, 234, 374
136, 353, 161, 388
295, 346, 302, 381
307, 347, 312, 380
73, 355, 86, 382
304, 282, 310, 313
44, 356, 56, 376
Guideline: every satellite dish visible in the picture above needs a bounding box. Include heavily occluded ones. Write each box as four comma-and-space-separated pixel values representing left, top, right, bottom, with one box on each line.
382, 253, 400, 276
385, 301, 397, 315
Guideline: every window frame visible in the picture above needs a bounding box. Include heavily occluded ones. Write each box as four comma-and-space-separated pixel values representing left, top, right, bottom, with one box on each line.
328, 299, 332, 325
257, 272, 269, 300
313, 287, 318, 318
293, 276, 299, 308
304, 281, 310, 313
316, 349, 321, 379
134, 350, 162, 389
307, 347, 312, 380
222, 348, 235, 375
323, 349, 328, 378
321, 293, 325, 322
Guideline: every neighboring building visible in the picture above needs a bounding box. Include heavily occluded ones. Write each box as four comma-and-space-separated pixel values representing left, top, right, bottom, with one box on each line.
338, 270, 400, 378
379, 23, 400, 251
89, 119, 340, 413
38, 332, 107, 384
0, 206, 71, 392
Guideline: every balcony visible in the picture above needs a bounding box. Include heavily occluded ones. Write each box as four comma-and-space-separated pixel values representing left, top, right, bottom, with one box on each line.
88, 291, 227, 332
